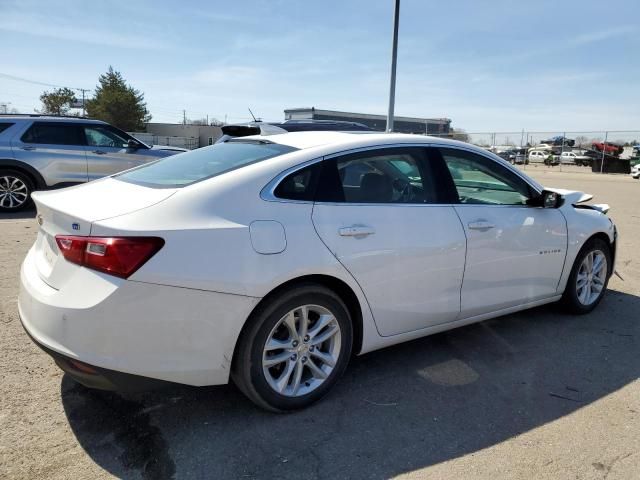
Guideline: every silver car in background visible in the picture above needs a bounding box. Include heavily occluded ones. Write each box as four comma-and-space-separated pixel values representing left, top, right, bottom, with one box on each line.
0, 115, 186, 212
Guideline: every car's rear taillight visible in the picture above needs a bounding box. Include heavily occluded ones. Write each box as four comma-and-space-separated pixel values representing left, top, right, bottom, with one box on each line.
55, 236, 164, 279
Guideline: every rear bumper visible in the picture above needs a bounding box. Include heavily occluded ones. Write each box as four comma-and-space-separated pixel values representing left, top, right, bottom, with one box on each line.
22, 323, 173, 391
19, 246, 260, 388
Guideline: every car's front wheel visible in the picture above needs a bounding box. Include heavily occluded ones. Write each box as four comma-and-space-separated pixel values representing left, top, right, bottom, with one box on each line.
561, 238, 611, 314
232, 284, 353, 412
0, 169, 34, 212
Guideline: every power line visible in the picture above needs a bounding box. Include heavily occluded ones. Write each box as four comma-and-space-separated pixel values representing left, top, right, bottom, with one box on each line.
0, 72, 90, 92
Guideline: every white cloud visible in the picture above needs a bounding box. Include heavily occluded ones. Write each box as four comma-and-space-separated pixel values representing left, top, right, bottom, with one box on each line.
570, 26, 636, 46
0, 7, 175, 50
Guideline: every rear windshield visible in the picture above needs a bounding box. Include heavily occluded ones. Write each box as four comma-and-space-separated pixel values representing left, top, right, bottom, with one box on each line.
116, 140, 297, 188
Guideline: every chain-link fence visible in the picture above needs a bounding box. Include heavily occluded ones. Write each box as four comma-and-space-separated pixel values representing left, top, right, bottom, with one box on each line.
428, 130, 640, 173
128, 132, 200, 150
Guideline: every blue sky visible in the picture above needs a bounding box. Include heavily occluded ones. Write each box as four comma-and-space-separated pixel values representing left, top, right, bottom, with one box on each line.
0, 0, 638, 132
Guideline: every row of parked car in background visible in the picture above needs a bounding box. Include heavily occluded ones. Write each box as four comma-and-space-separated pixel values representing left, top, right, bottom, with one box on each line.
492, 136, 636, 168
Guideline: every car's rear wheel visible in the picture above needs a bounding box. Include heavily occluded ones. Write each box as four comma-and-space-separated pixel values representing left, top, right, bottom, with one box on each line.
232, 284, 353, 412
0, 169, 34, 212
561, 238, 611, 314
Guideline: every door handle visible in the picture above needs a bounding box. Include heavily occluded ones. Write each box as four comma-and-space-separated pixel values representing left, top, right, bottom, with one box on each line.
468, 220, 495, 231
92, 150, 107, 155
339, 225, 375, 237
21, 146, 36, 151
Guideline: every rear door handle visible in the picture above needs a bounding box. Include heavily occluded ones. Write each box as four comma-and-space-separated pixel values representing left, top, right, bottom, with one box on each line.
468, 220, 495, 231
339, 225, 375, 237
92, 150, 107, 155
21, 146, 36, 151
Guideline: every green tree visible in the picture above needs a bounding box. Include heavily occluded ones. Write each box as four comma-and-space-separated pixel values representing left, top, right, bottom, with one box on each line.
86, 67, 151, 131
39, 87, 77, 115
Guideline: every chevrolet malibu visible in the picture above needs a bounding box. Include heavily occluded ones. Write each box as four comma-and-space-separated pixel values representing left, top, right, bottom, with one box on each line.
19, 132, 617, 411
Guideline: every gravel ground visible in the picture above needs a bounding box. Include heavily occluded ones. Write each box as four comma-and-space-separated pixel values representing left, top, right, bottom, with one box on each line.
0, 170, 638, 480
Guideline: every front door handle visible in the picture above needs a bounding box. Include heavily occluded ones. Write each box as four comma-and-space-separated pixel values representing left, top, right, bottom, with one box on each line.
339, 225, 375, 237
92, 150, 107, 155
21, 146, 36, 151
468, 220, 495, 231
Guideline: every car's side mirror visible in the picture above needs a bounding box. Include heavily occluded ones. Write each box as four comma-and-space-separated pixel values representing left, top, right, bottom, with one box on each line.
127, 139, 140, 149
542, 190, 563, 208
528, 190, 564, 208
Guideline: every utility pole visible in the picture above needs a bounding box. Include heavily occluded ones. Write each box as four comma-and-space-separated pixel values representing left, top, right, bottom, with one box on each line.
600, 131, 608, 174
0, 102, 9, 114
78, 88, 89, 117
183, 110, 186, 125
386, 0, 400, 133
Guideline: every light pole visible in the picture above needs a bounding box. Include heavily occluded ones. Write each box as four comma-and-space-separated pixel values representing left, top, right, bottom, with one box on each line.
386, 0, 400, 132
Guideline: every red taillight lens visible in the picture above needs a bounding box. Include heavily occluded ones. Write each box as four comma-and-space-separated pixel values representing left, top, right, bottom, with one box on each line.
55, 236, 164, 279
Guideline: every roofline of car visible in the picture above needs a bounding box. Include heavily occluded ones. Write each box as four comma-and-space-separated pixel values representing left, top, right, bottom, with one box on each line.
0, 114, 105, 123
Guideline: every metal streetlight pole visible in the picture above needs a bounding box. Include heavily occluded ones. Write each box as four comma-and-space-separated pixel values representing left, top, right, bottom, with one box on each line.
386, 0, 400, 132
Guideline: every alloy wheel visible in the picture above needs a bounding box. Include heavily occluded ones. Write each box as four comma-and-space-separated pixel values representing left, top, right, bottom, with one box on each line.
262, 304, 342, 397
0, 175, 29, 209
576, 250, 607, 306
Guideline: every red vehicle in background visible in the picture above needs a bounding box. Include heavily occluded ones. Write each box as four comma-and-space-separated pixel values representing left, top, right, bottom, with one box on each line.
592, 142, 624, 156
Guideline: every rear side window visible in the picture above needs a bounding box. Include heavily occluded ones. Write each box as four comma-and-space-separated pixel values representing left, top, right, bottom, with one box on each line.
21, 122, 83, 145
315, 148, 437, 204
0, 123, 14, 134
117, 140, 297, 188
274, 163, 321, 201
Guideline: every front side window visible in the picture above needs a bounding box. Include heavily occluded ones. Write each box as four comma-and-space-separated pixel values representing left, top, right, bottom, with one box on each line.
84, 125, 130, 148
21, 122, 83, 145
315, 148, 435, 204
117, 139, 297, 188
440, 148, 532, 205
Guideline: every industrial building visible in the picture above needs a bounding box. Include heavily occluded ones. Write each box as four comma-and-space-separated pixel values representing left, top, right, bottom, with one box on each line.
284, 107, 451, 135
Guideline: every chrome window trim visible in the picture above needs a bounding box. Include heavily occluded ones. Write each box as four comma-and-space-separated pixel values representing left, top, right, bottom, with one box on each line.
260, 141, 542, 204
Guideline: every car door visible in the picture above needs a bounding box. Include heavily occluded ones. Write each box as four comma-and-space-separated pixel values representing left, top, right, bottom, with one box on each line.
11, 122, 88, 185
438, 147, 567, 318
310, 146, 466, 337
82, 124, 151, 180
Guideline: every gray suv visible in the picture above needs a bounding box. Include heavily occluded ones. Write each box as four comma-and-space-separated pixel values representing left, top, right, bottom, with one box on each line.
0, 115, 186, 211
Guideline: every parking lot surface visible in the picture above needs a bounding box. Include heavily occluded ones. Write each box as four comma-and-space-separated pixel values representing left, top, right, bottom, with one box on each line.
1, 169, 638, 479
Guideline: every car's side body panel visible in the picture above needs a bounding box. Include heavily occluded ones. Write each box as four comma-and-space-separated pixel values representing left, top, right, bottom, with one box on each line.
554, 203, 616, 293
453, 204, 568, 317
312, 203, 466, 336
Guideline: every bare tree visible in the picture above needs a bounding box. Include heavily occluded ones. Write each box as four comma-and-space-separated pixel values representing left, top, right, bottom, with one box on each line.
448, 128, 470, 143
575, 135, 590, 148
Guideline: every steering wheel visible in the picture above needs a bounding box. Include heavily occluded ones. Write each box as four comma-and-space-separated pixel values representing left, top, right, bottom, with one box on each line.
392, 178, 413, 202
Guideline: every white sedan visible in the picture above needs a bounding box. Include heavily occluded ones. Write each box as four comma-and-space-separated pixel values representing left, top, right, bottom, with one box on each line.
631, 163, 640, 179
19, 132, 617, 411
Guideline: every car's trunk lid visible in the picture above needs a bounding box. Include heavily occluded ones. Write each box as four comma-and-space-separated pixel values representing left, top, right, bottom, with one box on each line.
31, 178, 176, 289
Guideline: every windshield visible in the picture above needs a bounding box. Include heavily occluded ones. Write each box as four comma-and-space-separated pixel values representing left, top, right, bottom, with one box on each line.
116, 140, 297, 188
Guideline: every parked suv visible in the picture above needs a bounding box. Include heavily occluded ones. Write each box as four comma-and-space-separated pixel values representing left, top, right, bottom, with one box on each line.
0, 115, 186, 211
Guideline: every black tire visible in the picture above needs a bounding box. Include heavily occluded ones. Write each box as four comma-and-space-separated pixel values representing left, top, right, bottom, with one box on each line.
232, 284, 353, 412
561, 238, 612, 314
0, 169, 34, 212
